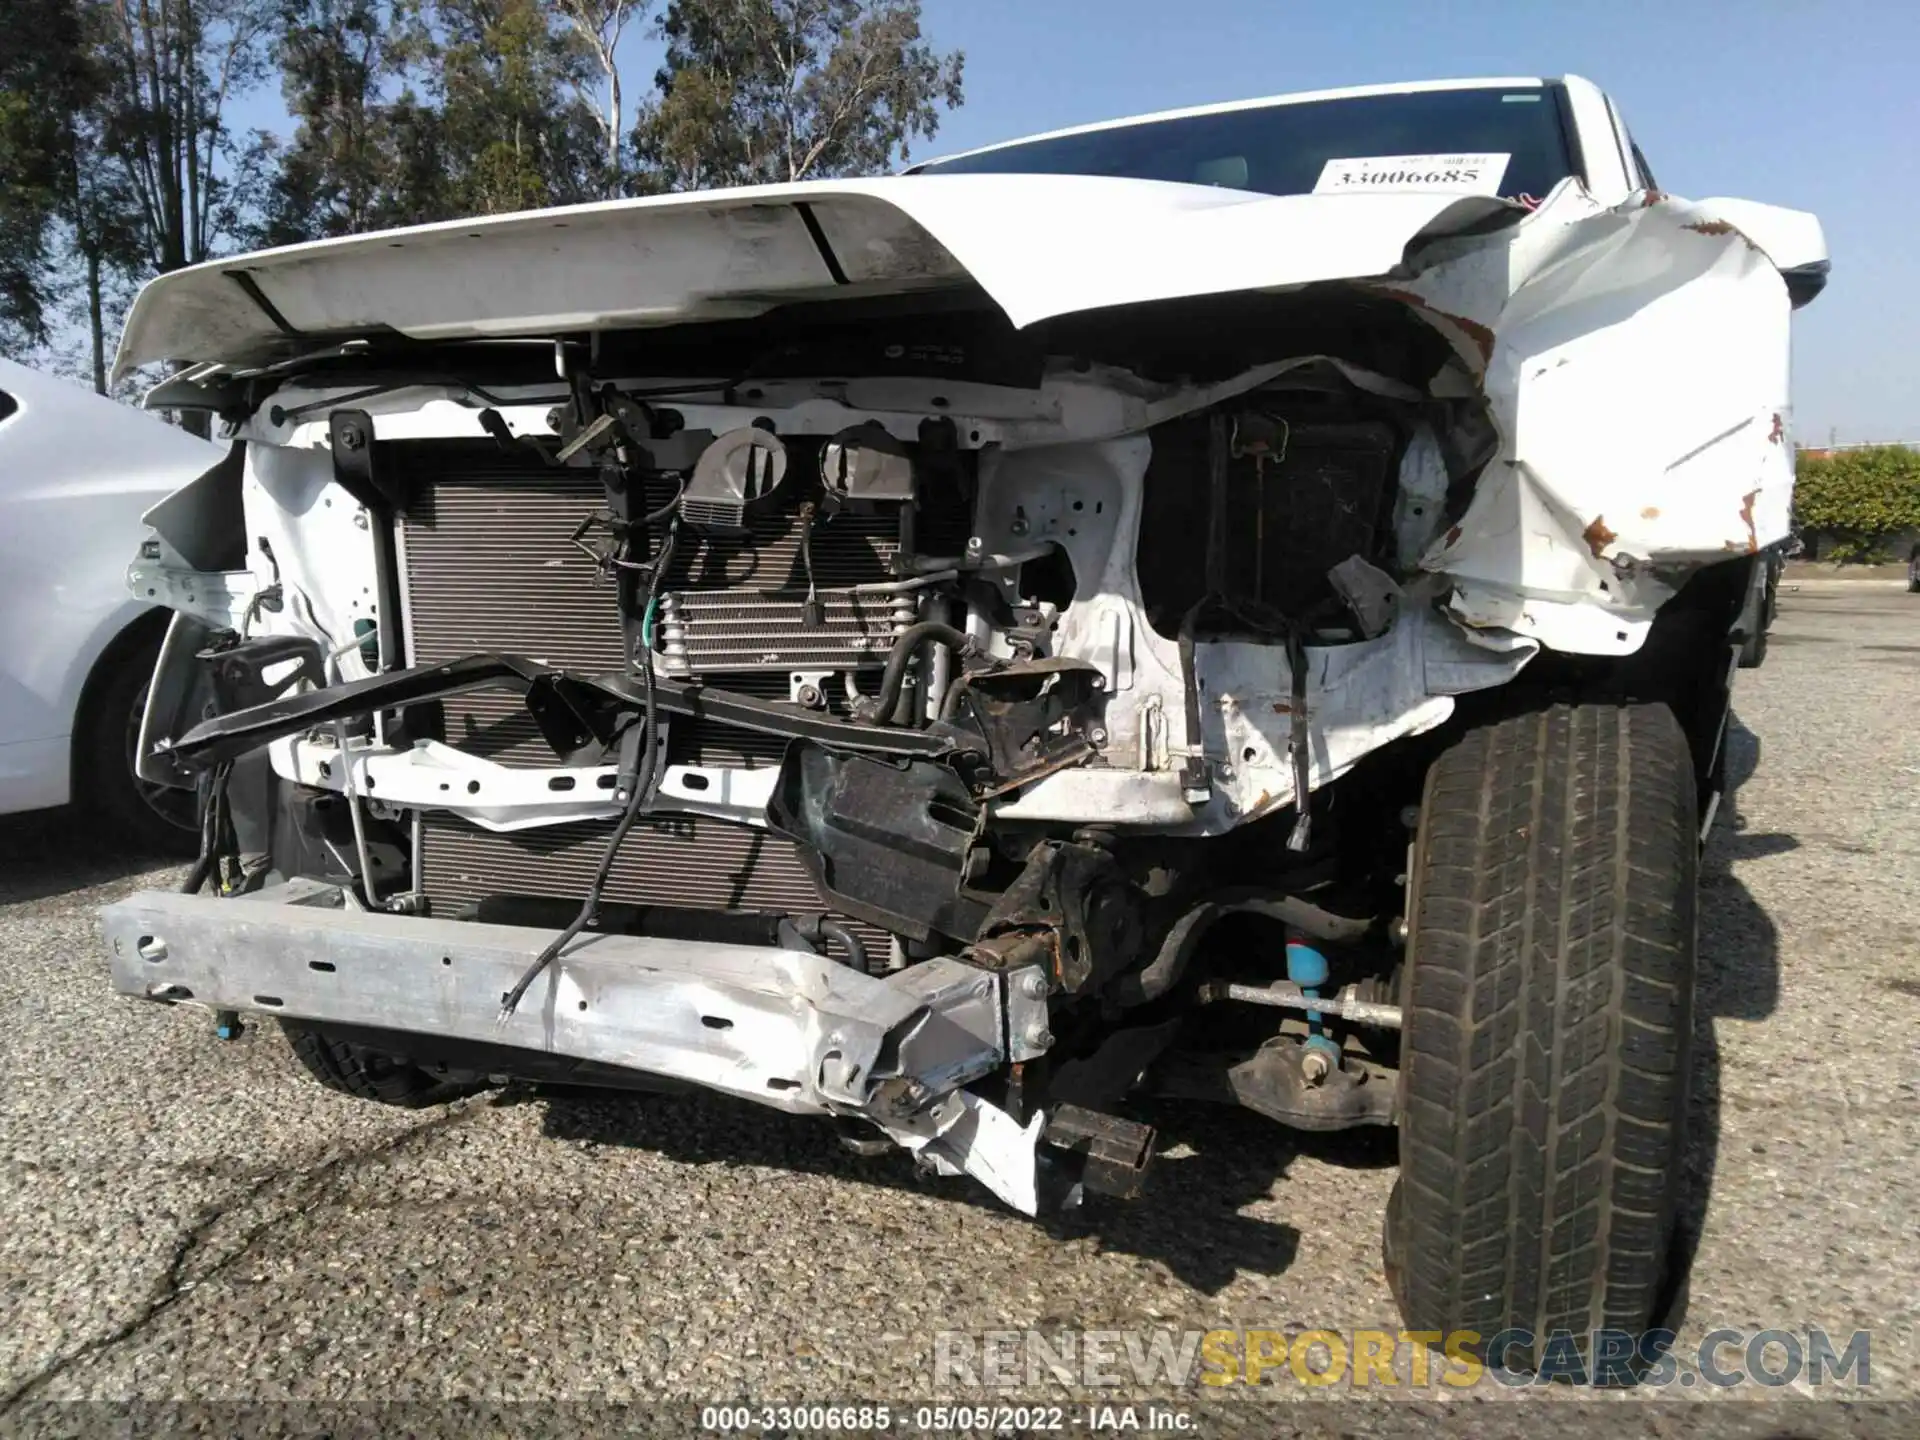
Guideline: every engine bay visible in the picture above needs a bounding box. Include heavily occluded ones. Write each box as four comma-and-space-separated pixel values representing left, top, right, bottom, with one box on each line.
116, 169, 1803, 1211
124, 288, 1522, 1117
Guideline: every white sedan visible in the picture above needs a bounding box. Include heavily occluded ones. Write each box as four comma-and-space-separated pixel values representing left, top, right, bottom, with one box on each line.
0, 359, 221, 845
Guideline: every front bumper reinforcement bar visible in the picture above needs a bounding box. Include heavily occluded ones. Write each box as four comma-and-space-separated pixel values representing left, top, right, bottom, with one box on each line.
103, 883, 1050, 1212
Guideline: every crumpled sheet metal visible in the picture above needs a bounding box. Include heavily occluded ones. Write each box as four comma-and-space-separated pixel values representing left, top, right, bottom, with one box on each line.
1191, 604, 1539, 830
1386, 181, 1797, 655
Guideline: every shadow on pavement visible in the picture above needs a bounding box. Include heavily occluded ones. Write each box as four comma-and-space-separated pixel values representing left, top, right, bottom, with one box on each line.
0, 807, 189, 907
1657, 711, 1791, 1339
536, 1079, 1311, 1295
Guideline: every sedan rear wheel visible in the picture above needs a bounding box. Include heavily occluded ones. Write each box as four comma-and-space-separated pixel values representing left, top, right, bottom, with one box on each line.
79, 625, 199, 853
125, 675, 200, 834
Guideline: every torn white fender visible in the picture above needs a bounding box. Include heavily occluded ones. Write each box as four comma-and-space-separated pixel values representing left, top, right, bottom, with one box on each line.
1383, 180, 1815, 654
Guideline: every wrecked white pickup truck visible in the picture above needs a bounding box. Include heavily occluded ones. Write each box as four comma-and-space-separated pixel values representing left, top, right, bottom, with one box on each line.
106, 76, 1825, 1372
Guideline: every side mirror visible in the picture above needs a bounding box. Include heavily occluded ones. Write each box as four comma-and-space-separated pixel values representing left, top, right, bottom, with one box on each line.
1692, 197, 1830, 307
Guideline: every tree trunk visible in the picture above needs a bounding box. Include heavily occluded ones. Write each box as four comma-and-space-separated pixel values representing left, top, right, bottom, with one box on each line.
607, 64, 622, 193
86, 249, 107, 395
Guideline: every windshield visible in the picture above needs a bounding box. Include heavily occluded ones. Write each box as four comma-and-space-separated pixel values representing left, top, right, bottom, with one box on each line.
918, 86, 1578, 206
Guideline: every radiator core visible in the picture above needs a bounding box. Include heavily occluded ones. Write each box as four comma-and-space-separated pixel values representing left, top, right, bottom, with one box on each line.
393, 438, 892, 948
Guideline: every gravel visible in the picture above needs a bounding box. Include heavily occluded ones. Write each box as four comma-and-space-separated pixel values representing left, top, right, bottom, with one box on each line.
1, 583, 1915, 1429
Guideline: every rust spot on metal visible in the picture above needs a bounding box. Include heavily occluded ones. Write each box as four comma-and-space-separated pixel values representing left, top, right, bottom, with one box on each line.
1374, 286, 1496, 367
1582, 516, 1617, 557
1443, 313, 1496, 367
1640, 187, 1667, 208
1738, 489, 1759, 553
1768, 413, 1784, 445
1270, 702, 1292, 715
1640, 506, 1660, 520
1685, 219, 1762, 253
1445, 524, 1463, 547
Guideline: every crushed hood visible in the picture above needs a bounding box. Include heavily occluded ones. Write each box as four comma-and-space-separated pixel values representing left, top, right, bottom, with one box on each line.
112, 174, 1513, 378
116, 171, 1825, 666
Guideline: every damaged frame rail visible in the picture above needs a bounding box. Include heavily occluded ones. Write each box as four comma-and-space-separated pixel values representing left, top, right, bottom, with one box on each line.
103, 881, 1058, 1212
154, 650, 964, 771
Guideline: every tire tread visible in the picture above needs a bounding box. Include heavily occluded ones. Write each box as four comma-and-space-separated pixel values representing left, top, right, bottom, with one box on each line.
283, 1022, 479, 1108
1392, 703, 1696, 1367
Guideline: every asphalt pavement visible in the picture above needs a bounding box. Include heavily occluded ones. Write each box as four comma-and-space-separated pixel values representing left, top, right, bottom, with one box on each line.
1, 581, 1915, 1433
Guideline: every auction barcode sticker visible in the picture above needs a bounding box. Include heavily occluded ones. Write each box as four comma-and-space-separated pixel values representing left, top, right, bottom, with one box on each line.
1312, 152, 1511, 196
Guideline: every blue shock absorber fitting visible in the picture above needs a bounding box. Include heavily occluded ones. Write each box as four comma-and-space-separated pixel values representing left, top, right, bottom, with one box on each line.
1285, 937, 1343, 1063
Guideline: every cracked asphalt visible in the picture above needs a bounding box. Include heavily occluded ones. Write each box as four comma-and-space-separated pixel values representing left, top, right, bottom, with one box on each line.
0, 581, 1915, 1433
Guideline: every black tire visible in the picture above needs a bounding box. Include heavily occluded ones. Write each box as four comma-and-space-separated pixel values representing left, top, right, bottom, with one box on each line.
75, 621, 199, 853
1735, 559, 1770, 668
283, 1022, 484, 1108
1386, 704, 1697, 1375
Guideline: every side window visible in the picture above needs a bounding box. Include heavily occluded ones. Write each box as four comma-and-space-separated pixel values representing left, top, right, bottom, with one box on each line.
1630, 141, 1659, 191
0, 389, 16, 423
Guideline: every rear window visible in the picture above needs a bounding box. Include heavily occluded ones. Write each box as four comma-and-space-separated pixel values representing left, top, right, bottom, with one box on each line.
919, 86, 1576, 206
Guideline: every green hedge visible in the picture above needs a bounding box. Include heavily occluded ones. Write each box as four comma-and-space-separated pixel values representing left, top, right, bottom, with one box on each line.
1794, 447, 1920, 560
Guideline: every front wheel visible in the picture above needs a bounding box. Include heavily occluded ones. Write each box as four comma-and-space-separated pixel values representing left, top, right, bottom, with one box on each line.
1386, 704, 1697, 1375
283, 1023, 485, 1108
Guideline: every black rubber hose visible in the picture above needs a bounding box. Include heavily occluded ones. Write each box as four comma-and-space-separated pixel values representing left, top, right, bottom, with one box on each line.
863, 621, 972, 726
937, 671, 971, 723
640, 474, 687, 526
499, 522, 679, 1020
817, 918, 871, 975
497, 682, 657, 1020
179, 760, 234, 895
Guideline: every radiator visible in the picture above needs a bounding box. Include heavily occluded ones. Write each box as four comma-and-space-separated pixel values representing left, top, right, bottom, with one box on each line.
421, 813, 836, 917
393, 438, 896, 952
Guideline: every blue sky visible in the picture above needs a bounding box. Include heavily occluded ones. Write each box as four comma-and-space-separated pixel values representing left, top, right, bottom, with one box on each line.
232, 0, 1917, 441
